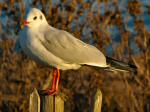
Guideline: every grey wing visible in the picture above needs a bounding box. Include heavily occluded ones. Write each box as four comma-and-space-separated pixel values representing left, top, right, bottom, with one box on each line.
42, 28, 107, 67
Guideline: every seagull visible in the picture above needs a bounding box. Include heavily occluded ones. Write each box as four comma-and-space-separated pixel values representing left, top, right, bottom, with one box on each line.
17, 8, 137, 95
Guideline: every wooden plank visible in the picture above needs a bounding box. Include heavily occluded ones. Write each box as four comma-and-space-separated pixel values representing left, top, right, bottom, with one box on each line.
93, 89, 102, 112
40, 94, 54, 112
29, 88, 40, 112
55, 95, 64, 112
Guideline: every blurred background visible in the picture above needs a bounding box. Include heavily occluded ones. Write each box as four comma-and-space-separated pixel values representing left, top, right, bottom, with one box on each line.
0, 0, 150, 112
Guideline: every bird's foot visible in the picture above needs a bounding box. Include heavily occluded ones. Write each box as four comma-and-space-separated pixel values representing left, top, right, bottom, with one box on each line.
38, 89, 58, 96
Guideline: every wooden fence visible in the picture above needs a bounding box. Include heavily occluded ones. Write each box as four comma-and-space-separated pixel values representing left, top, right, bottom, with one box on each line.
29, 89, 102, 112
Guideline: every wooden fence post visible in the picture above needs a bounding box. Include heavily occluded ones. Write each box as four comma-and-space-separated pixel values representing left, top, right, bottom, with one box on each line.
92, 89, 102, 112
29, 89, 64, 112
29, 88, 40, 112
29, 88, 102, 112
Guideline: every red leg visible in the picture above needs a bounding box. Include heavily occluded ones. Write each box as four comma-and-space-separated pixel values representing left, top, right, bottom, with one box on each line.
55, 69, 60, 92
39, 68, 58, 95
48, 69, 60, 95
50, 69, 57, 91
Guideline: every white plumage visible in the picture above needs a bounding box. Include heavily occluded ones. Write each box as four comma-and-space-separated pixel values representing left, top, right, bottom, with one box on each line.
18, 8, 108, 70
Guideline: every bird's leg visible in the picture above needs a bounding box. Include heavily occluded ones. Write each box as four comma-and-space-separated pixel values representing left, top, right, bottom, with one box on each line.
50, 68, 57, 92
55, 69, 60, 92
39, 68, 58, 95
47, 69, 60, 95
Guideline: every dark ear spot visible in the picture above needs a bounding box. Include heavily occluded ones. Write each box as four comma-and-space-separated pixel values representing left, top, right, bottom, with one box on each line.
40, 15, 42, 20
33, 16, 37, 20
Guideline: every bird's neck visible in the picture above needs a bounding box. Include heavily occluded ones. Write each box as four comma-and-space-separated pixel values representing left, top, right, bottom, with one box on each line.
31, 22, 49, 32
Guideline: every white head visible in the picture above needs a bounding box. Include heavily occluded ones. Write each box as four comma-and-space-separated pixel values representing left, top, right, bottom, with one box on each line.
24, 8, 48, 28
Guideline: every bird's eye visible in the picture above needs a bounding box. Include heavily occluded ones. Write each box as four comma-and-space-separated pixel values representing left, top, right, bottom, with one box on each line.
40, 15, 42, 20
33, 16, 37, 20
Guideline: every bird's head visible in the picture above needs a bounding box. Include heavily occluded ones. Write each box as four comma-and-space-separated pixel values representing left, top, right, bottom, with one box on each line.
24, 8, 48, 28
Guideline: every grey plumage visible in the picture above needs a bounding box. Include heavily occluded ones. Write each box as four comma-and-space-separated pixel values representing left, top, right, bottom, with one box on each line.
42, 28, 107, 67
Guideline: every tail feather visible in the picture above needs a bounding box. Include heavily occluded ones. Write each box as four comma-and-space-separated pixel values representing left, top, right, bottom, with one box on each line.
106, 56, 137, 73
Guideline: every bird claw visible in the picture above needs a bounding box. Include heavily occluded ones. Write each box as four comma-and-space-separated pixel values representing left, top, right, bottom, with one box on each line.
38, 89, 58, 96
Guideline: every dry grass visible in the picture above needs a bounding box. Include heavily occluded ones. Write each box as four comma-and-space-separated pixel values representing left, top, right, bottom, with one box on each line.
0, 0, 150, 112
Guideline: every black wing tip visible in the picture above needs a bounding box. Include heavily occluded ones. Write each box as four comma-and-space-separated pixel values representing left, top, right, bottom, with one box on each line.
106, 56, 138, 74
128, 63, 137, 69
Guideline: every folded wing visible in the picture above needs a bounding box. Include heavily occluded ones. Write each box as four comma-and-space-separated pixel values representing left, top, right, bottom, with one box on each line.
42, 27, 107, 67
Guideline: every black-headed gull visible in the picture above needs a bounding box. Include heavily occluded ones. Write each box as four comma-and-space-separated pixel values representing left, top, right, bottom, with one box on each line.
18, 8, 137, 95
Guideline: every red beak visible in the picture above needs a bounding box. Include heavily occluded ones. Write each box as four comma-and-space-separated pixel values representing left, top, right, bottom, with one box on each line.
24, 20, 30, 26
